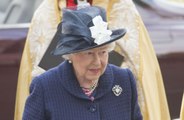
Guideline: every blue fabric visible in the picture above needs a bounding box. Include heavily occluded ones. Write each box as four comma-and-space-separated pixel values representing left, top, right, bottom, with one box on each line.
23, 61, 142, 120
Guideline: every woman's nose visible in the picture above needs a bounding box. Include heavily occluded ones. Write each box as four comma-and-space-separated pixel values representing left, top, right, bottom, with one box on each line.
93, 53, 101, 65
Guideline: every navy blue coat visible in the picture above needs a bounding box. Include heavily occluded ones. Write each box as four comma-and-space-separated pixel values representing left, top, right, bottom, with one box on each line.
23, 61, 142, 120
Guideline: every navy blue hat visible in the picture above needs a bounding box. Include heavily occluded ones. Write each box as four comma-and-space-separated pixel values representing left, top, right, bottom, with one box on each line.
52, 6, 126, 56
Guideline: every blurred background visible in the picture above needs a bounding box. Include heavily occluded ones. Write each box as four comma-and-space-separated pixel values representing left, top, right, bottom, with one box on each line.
0, 0, 184, 120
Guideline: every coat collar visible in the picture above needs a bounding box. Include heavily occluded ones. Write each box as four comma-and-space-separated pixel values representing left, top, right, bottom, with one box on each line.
58, 60, 114, 101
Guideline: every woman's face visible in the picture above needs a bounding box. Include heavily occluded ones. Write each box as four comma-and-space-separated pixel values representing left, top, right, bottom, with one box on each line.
70, 46, 109, 82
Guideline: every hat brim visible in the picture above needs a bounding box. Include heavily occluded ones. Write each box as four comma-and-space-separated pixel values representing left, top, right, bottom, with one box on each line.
54, 29, 126, 56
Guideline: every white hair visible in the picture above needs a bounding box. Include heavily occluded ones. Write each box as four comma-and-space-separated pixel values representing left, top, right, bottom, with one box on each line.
106, 42, 115, 52
62, 54, 72, 60
62, 42, 116, 60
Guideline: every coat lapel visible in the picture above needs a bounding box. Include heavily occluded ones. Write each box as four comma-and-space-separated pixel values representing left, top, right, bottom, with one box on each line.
95, 65, 114, 99
58, 61, 114, 100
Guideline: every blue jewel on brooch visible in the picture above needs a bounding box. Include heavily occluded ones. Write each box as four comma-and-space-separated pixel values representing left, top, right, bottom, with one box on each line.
112, 85, 123, 96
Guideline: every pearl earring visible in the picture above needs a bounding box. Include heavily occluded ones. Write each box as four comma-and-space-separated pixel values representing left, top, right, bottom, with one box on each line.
68, 60, 72, 63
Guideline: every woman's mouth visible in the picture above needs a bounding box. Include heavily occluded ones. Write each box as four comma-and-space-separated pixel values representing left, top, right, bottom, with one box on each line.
89, 68, 100, 74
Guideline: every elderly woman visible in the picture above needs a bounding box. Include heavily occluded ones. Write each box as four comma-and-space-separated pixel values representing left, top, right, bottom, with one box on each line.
23, 6, 142, 120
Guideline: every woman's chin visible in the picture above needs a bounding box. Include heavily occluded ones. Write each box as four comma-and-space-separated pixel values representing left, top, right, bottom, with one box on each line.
85, 70, 103, 81
86, 75, 100, 82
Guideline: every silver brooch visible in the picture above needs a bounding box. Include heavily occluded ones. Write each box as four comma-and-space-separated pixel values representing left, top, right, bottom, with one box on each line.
112, 85, 123, 96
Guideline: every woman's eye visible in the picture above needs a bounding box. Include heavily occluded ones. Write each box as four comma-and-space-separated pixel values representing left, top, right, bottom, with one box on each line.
84, 52, 93, 55
102, 51, 107, 54
99, 50, 108, 55
101, 50, 107, 54
86, 52, 93, 55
